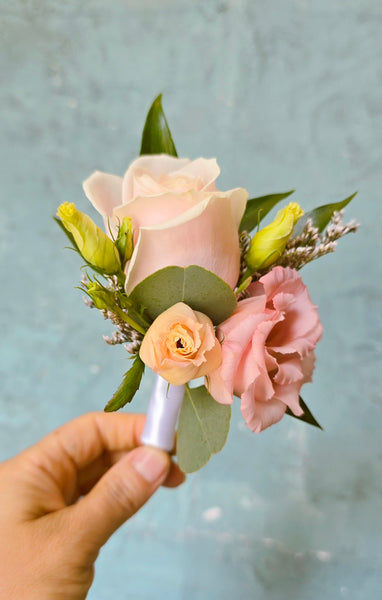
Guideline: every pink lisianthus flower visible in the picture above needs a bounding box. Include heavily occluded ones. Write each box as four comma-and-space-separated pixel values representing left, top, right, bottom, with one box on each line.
83, 155, 248, 294
208, 266, 323, 432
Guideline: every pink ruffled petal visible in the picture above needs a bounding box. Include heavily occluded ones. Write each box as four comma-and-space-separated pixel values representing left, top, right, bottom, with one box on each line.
273, 355, 304, 385
272, 380, 304, 415
217, 340, 248, 397
207, 368, 233, 405
261, 266, 323, 357
83, 171, 123, 218
241, 384, 287, 433
264, 348, 278, 374
218, 295, 268, 358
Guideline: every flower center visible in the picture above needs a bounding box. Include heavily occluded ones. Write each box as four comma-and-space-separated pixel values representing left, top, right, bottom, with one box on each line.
165, 323, 200, 359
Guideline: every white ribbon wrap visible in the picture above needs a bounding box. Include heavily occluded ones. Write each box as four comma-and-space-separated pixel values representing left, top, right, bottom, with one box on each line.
141, 375, 185, 452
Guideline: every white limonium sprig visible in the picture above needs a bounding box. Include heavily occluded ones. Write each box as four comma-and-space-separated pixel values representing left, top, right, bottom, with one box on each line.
239, 230, 251, 279
278, 210, 359, 271
102, 311, 143, 354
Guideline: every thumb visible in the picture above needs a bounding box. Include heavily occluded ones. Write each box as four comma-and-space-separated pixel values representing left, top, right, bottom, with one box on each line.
72, 446, 171, 549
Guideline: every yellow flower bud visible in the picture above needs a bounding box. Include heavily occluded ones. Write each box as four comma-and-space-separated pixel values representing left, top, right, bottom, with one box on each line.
115, 216, 134, 267
57, 202, 121, 274
86, 282, 114, 310
246, 202, 304, 272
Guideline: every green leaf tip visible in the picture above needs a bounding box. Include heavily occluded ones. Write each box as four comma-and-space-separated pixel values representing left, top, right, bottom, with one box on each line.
239, 190, 295, 233
293, 192, 358, 238
104, 355, 145, 412
53, 215, 77, 249
177, 385, 231, 473
140, 94, 178, 157
285, 396, 323, 430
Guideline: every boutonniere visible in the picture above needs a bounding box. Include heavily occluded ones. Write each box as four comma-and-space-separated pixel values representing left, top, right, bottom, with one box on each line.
55, 95, 358, 472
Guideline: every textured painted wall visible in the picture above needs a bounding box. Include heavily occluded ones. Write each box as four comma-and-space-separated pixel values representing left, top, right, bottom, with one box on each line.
1, 1, 381, 598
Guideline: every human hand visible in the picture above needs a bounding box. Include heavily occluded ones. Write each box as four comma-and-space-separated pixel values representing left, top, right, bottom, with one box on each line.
0, 412, 185, 600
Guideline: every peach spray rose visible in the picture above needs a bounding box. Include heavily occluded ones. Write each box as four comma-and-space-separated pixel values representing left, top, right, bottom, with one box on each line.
139, 302, 222, 386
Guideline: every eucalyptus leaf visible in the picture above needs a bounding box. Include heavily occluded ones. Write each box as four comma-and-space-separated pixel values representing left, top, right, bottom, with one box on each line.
177, 385, 231, 473
140, 94, 178, 157
104, 355, 145, 412
129, 265, 237, 325
239, 190, 295, 233
293, 192, 357, 237
285, 396, 323, 430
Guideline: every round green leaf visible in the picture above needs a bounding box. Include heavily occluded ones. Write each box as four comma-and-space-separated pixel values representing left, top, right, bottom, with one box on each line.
129, 265, 237, 325
177, 385, 231, 473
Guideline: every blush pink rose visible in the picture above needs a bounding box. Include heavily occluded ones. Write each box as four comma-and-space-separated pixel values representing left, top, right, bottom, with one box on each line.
208, 266, 323, 432
83, 155, 248, 294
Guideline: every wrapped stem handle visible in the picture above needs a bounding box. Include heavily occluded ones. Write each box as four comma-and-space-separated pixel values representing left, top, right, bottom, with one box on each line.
141, 375, 185, 452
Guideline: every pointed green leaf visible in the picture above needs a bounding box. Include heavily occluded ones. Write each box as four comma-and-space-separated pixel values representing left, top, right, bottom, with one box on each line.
140, 94, 178, 157
104, 355, 145, 412
129, 265, 237, 325
239, 190, 295, 233
54, 216, 78, 249
285, 396, 323, 430
293, 192, 357, 237
177, 385, 231, 473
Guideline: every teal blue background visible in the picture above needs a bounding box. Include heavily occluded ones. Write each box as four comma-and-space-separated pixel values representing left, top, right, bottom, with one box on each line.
1, 1, 382, 598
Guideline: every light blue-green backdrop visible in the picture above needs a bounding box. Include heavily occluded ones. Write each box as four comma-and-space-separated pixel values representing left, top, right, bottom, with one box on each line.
1, 1, 381, 598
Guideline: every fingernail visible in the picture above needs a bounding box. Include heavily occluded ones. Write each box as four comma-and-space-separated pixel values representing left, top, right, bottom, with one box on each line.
130, 447, 169, 483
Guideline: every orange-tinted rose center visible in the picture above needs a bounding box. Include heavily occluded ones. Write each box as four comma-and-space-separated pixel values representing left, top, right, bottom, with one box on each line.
164, 323, 201, 359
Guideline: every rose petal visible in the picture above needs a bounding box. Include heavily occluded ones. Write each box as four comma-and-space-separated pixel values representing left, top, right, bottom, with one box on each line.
125, 190, 247, 294
113, 191, 201, 234
228, 188, 250, 229
122, 155, 191, 202
139, 302, 221, 386
174, 158, 220, 192
191, 310, 222, 374
83, 171, 123, 218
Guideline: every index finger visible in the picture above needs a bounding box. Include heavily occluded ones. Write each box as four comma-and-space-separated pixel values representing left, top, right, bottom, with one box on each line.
24, 412, 147, 471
